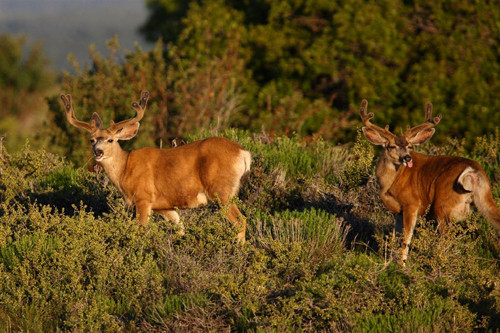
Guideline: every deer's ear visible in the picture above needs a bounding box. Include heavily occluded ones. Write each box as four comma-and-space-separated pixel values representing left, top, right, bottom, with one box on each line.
408, 128, 435, 145
91, 113, 103, 129
362, 127, 388, 146
115, 122, 140, 140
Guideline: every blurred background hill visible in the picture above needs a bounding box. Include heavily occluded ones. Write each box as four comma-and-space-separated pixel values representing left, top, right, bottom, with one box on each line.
0, 0, 153, 71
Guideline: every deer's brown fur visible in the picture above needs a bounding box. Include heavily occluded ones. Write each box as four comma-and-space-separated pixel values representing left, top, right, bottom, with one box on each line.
360, 99, 500, 263
61, 91, 250, 243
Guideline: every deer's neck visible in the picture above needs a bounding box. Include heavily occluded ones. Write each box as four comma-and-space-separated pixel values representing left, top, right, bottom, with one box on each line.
375, 153, 402, 193
99, 148, 130, 193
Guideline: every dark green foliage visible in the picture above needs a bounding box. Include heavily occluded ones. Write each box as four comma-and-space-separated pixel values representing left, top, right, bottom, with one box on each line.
140, 0, 192, 43
1, 132, 500, 331
0, 142, 109, 216
46, 0, 500, 167
139, 0, 500, 144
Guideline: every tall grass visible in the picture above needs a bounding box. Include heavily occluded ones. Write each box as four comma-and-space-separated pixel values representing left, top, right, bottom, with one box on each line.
253, 208, 348, 262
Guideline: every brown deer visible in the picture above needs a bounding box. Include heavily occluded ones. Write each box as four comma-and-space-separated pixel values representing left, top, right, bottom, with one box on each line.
60, 91, 251, 243
360, 99, 500, 263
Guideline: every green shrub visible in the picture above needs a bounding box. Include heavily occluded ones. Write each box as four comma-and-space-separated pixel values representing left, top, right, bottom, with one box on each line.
0, 203, 161, 330
0, 142, 109, 215
253, 208, 347, 263
339, 130, 375, 188
140, 0, 500, 145
0, 33, 56, 152
0, 132, 499, 331
356, 298, 474, 333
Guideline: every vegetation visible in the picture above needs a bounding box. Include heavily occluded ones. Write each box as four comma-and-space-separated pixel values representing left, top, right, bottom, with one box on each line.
141, 0, 500, 144
0, 34, 55, 152
1, 0, 500, 331
0, 131, 499, 331
5, 0, 500, 158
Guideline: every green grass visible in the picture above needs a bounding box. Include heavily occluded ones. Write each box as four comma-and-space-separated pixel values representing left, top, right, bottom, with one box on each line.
0, 130, 499, 331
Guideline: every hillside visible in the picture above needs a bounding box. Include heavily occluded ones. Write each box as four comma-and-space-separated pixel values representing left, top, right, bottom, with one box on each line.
0, 130, 499, 331
0, 0, 153, 71
1, 1, 500, 329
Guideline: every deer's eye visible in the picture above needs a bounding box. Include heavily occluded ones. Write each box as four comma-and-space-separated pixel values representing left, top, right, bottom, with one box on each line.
387, 146, 396, 150
108, 139, 114, 143
90, 139, 96, 144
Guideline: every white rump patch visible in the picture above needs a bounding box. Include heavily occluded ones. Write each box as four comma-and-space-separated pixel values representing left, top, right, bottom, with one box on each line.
237, 150, 252, 176
458, 166, 478, 192
227, 150, 252, 197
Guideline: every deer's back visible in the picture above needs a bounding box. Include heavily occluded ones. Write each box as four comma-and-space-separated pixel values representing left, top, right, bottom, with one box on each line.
394, 152, 484, 213
121, 137, 248, 207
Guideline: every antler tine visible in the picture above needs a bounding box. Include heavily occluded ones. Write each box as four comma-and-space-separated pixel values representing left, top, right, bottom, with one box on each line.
139, 91, 149, 108
359, 99, 374, 125
109, 91, 150, 132
427, 103, 442, 124
405, 102, 442, 138
359, 99, 395, 138
60, 94, 96, 132
425, 103, 432, 121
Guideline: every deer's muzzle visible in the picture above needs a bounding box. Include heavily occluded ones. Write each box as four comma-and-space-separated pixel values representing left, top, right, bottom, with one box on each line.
93, 148, 104, 161
402, 155, 413, 168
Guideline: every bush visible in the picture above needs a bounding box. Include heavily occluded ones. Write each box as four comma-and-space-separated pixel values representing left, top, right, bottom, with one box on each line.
0, 131, 499, 331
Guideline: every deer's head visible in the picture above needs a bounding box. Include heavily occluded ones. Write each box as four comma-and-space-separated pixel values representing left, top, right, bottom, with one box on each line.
60, 91, 149, 162
360, 100, 441, 168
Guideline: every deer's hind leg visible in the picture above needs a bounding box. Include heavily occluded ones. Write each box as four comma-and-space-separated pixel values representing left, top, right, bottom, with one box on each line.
208, 183, 246, 244
225, 203, 246, 244
433, 191, 473, 235
204, 156, 248, 243
216, 192, 246, 244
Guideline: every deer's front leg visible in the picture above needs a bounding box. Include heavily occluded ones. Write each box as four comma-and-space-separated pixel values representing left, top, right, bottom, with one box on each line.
400, 205, 419, 265
392, 213, 403, 240
156, 209, 185, 236
135, 201, 152, 226
380, 190, 402, 213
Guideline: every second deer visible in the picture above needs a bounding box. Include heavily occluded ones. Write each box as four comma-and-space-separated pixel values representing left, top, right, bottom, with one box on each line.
61, 91, 251, 243
360, 99, 500, 264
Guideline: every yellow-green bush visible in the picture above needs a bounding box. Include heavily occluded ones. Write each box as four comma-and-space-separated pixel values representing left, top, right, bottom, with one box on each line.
0, 132, 499, 331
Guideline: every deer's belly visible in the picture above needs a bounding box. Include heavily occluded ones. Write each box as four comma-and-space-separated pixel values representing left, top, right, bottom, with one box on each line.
150, 190, 209, 210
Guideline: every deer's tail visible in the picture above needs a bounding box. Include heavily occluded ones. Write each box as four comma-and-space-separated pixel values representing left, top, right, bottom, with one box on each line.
461, 166, 500, 234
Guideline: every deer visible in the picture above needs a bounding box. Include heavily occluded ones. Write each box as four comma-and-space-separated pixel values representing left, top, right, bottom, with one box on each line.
60, 91, 251, 243
359, 99, 500, 264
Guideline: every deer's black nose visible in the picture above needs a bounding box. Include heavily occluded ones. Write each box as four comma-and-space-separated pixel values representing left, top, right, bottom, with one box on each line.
403, 155, 412, 163
94, 148, 103, 156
